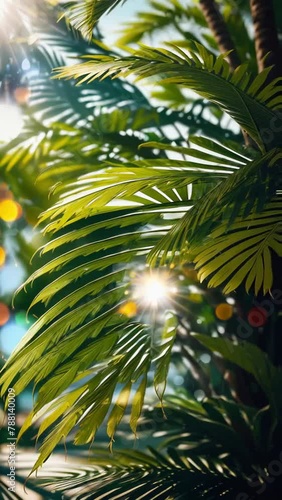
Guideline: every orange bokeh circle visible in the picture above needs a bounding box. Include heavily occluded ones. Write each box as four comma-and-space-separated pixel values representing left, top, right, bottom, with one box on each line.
0, 303, 10, 326
0, 247, 6, 267
215, 303, 233, 321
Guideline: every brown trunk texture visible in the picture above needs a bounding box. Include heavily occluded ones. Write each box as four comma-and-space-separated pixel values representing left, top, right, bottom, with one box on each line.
199, 0, 241, 70
250, 0, 282, 78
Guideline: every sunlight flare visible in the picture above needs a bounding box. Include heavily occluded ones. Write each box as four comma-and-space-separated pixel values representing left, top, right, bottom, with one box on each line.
132, 271, 175, 310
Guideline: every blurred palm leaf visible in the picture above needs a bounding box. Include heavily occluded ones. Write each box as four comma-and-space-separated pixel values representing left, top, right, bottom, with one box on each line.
60, 0, 128, 41
54, 42, 282, 150
116, 0, 206, 47
194, 335, 282, 419
0, 446, 252, 500
36, 448, 251, 499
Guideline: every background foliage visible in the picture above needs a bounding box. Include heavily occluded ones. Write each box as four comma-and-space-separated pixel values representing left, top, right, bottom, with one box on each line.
0, 0, 282, 498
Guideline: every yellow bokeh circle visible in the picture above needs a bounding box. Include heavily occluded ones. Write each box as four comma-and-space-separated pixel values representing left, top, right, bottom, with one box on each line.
118, 301, 138, 318
0, 199, 18, 222
215, 303, 233, 321
0, 247, 5, 267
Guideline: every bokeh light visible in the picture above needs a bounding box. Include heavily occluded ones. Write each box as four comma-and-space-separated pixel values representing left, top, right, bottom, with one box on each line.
215, 303, 233, 321
0, 302, 10, 326
0, 199, 19, 222
14, 86, 31, 105
247, 307, 267, 327
118, 301, 138, 318
15, 311, 28, 327
21, 59, 31, 71
0, 246, 6, 266
194, 389, 205, 401
1, 263, 26, 294
200, 353, 211, 364
0, 322, 27, 355
173, 375, 184, 386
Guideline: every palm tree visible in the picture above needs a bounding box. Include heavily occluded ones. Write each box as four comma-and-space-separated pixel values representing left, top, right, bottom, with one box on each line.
199, 0, 241, 70
250, 0, 282, 76
1, 0, 282, 498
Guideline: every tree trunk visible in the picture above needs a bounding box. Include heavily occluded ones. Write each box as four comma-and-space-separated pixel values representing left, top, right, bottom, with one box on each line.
250, 0, 282, 78
199, 0, 256, 148
199, 0, 241, 70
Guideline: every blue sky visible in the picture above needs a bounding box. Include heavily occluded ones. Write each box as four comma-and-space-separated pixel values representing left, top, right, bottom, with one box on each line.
99, 0, 143, 44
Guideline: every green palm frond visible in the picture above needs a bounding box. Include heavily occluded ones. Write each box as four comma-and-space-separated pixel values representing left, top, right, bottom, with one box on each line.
150, 193, 282, 294
27, 27, 151, 120
45, 139, 280, 298
115, 0, 256, 74
36, 448, 251, 499
1, 310, 182, 472
193, 198, 282, 294
144, 138, 281, 294
54, 42, 282, 150
37, 165, 225, 228
1, 126, 280, 466
24, 29, 150, 127
0, 104, 163, 205
2, 132, 279, 466
139, 386, 282, 481
35, 135, 246, 228
152, 395, 258, 461
116, 0, 204, 46
28, 24, 113, 68
0, 130, 267, 465
151, 406, 255, 467
27, 384, 274, 498
1, 102, 238, 191
0, 202, 184, 469
61, 0, 128, 41
2, 323, 149, 473
1, 140, 232, 467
